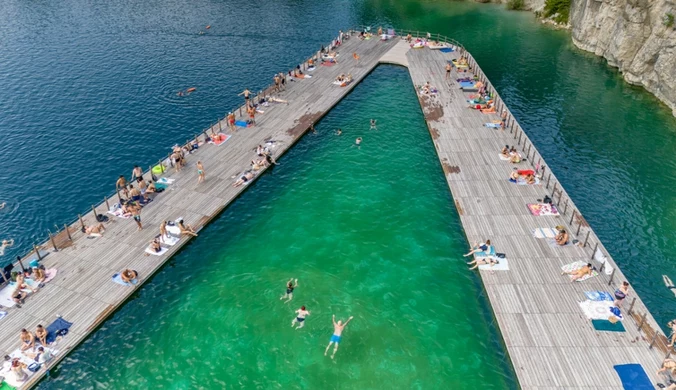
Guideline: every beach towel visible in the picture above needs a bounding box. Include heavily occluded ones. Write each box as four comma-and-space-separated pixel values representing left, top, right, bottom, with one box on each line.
0, 281, 36, 308
107, 207, 130, 219
484, 122, 501, 128
527, 203, 559, 216
592, 319, 625, 332
614, 364, 653, 390
459, 81, 475, 88
498, 153, 511, 161
478, 258, 509, 271
321, 61, 335, 67
159, 234, 179, 246
145, 246, 168, 256
235, 120, 250, 128
157, 177, 175, 185
42, 268, 57, 284
584, 291, 614, 301
208, 133, 231, 146
46, 317, 72, 344
439, 47, 454, 53
4, 349, 36, 387
0, 381, 16, 390
307, 66, 315, 72
578, 300, 623, 320
563, 261, 599, 282
515, 177, 540, 185
112, 273, 137, 286
532, 228, 559, 239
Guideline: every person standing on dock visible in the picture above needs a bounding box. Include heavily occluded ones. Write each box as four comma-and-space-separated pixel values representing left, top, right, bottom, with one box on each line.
131, 165, 143, 181
227, 112, 236, 131
239, 89, 252, 108
324, 314, 354, 359
613, 281, 629, 307
445, 63, 451, 80
353, 52, 360, 65
273, 75, 280, 93
197, 161, 205, 184
279, 72, 286, 91
291, 306, 310, 329
131, 204, 142, 231
116, 175, 128, 200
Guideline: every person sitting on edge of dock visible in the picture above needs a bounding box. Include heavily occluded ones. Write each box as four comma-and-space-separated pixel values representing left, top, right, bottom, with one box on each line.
562, 262, 593, 282
19, 328, 35, 351
467, 257, 499, 270
555, 228, 569, 246
463, 240, 492, 257
178, 219, 198, 237
263, 151, 278, 166
120, 269, 138, 285
657, 358, 676, 377
233, 171, 255, 187
116, 175, 128, 199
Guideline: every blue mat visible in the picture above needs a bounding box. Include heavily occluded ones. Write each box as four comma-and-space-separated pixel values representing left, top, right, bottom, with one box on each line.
592, 319, 625, 332
459, 81, 475, 88
439, 47, 454, 53
235, 120, 249, 128
45, 317, 73, 344
614, 364, 653, 389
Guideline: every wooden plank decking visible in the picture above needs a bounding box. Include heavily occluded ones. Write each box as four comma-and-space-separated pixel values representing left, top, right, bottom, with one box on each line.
1, 35, 399, 389
1, 32, 669, 390
394, 40, 668, 388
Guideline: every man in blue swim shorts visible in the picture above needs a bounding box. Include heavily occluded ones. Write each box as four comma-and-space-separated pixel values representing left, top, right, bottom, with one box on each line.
324, 314, 354, 359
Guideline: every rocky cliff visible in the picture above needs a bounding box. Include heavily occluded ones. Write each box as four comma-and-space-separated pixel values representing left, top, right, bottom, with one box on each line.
569, 0, 676, 115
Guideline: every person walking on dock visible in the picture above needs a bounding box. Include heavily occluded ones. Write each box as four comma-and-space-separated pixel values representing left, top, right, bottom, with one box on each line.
353, 52, 360, 65
324, 314, 354, 359
291, 305, 310, 329
131, 204, 142, 231
445, 63, 451, 80
197, 161, 205, 184
227, 112, 236, 131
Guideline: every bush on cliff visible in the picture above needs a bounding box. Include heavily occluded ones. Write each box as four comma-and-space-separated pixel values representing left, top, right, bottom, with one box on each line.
506, 0, 525, 10
544, 0, 570, 24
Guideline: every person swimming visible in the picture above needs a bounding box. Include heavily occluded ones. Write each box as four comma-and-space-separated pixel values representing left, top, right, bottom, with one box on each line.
280, 278, 298, 303
355, 137, 362, 146
291, 305, 311, 329
0, 239, 14, 256
370, 119, 377, 130
324, 314, 354, 359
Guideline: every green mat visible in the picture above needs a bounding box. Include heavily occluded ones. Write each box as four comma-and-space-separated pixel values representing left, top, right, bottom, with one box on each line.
592, 319, 625, 332
0, 382, 16, 390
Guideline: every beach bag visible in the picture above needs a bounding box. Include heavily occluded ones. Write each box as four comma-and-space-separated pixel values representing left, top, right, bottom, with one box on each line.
543, 195, 552, 204
27, 363, 40, 372
96, 214, 109, 223
496, 253, 506, 259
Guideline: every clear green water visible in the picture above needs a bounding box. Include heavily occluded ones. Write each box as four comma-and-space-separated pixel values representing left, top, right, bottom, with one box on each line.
42, 67, 516, 388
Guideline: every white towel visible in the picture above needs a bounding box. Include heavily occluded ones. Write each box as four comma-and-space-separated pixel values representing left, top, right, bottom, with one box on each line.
145, 246, 169, 256
578, 300, 623, 321
532, 228, 558, 239
160, 234, 180, 246
479, 258, 509, 271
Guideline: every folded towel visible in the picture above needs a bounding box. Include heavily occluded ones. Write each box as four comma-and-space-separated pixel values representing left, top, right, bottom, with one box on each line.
484, 123, 501, 128
159, 234, 180, 246
591, 319, 625, 332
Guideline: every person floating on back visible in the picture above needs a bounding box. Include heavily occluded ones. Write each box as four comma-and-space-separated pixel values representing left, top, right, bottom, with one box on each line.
370, 119, 377, 130
324, 314, 354, 359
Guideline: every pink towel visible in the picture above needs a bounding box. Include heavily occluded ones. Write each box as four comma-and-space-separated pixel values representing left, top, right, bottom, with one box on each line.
43, 268, 58, 283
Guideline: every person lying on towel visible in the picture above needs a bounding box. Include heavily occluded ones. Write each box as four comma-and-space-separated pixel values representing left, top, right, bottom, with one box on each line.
562, 263, 592, 282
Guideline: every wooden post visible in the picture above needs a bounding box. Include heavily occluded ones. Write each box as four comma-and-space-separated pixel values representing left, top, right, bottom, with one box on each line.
607, 267, 616, 286
64, 224, 72, 240
78, 214, 85, 230
599, 261, 605, 274
219, 121, 222, 132
637, 312, 647, 332
91, 205, 97, 218
552, 182, 558, 198
48, 231, 58, 252
517, 131, 522, 145
513, 125, 517, 138
591, 242, 598, 260
33, 244, 42, 261
510, 122, 514, 134
649, 331, 659, 349
546, 173, 551, 189
576, 220, 582, 236
583, 230, 590, 247
563, 199, 569, 215
665, 349, 672, 360
569, 210, 577, 225
104, 196, 110, 210
0, 268, 7, 283
628, 297, 636, 315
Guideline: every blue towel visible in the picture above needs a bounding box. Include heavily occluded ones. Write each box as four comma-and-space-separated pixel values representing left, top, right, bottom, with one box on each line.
439, 48, 454, 53
45, 317, 73, 344
484, 123, 501, 128
235, 120, 248, 127
474, 246, 496, 258
614, 364, 653, 389
585, 291, 614, 301
459, 81, 475, 88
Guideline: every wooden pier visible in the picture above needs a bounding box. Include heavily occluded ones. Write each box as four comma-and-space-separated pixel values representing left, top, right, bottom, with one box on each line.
0, 29, 670, 389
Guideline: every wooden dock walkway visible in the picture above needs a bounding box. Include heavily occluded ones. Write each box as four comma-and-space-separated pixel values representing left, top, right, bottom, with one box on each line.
1, 29, 670, 389
392, 37, 670, 388
0, 35, 399, 389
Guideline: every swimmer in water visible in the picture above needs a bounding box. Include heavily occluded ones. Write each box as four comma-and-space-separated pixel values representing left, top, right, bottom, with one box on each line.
370, 119, 377, 130
355, 137, 362, 146
665, 275, 676, 297
291, 305, 311, 329
0, 239, 14, 256
280, 278, 298, 303
324, 314, 354, 359
0, 202, 5, 209
336, 129, 342, 135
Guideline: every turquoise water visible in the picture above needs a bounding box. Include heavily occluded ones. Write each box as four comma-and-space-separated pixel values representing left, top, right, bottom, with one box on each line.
0, 0, 675, 387
40, 67, 516, 388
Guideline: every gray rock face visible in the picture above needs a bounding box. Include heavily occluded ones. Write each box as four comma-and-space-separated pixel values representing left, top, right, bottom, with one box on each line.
570, 0, 676, 115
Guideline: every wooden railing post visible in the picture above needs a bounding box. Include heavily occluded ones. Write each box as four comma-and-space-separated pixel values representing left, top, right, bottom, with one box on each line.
591, 242, 598, 260
569, 210, 577, 225
627, 297, 636, 315
637, 312, 647, 331
48, 231, 58, 252
33, 244, 42, 261
583, 230, 590, 247
104, 196, 110, 210
607, 267, 616, 286
78, 214, 85, 230
64, 224, 72, 241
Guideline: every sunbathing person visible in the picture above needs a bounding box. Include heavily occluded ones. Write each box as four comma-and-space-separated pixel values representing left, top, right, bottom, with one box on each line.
12, 285, 27, 306
562, 263, 593, 282
15, 274, 36, 293
19, 329, 35, 351
467, 257, 499, 270
555, 229, 569, 246
525, 174, 536, 185
34, 324, 47, 345
84, 222, 105, 236
509, 170, 520, 183
256, 145, 264, 156
148, 238, 162, 253
463, 240, 492, 257
657, 358, 676, 376
500, 146, 510, 159
178, 220, 198, 237
121, 269, 138, 284
32, 267, 46, 284
233, 172, 255, 187
145, 181, 157, 194
509, 151, 522, 164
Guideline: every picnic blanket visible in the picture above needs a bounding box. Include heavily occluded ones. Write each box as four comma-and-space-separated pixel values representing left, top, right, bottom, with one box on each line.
527, 203, 559, 216
478, 258, 509, 271
562, 261, 599, 282
578, 300, 623, 320
614, 364, 653, 390
585, 291, 614, 301
532, 228, 558, 238
46, 317, 72, 344
592, 319, 625, 332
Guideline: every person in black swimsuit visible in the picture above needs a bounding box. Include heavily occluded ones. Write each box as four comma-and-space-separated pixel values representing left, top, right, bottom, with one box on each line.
280, 278, 298, 303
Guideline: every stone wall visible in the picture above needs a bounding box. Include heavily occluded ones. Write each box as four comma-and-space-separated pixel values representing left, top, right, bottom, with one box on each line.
570, 0, 676, 115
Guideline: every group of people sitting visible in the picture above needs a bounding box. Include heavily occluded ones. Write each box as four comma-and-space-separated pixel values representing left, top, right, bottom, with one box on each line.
501, 145, 523, 164
419, 81, 438, 95
233, 142, 279, 187
509, 168, 538, 185
334, 74, 353, 86
9, 267, 44, 307
4, 326, 55, 382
